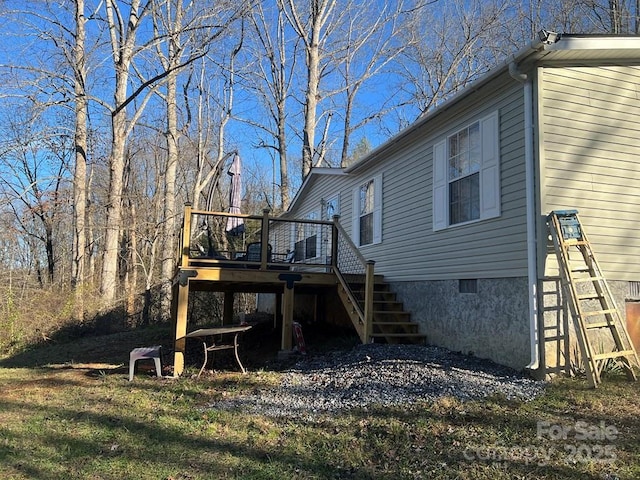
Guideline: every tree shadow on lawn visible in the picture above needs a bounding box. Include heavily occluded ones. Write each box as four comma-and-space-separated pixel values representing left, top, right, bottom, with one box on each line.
1, 380, 631, 480
0, 390, 388, 480
0, 316, 359, 382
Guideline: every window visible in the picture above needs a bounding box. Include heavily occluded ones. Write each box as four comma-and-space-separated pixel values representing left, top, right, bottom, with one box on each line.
304, 212, 318, 259
293, 211, 320, 261
433, 111, 500, 231
352, 174, 382, 246
324, 195, 339, 220
359, 180, 374, 245
449, 122, 480, 224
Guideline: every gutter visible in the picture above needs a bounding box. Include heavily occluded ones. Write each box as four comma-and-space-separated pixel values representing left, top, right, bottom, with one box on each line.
509, 60, 539, 371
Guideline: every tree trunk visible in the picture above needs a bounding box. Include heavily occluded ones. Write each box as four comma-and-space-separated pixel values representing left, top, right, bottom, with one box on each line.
160, 67, 180, 322
277, 97, 290, 210
100, 108, 127, 305
302, 30, 320, 179
72, 0, 87, 320
100, 0, 141, 307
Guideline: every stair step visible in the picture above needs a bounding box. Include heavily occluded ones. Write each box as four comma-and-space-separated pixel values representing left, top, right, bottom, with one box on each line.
354, 289, 396, 297
370, 332, 426, 343
337, 272, 422, 345
372, 321, 419, 332
370, 333, 426, 340
373, 310, 410, 318
372, 320, 416, 326
372, 300, 404, 310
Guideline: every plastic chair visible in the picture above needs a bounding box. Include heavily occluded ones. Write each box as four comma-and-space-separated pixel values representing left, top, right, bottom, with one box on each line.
129, 345, 162, 381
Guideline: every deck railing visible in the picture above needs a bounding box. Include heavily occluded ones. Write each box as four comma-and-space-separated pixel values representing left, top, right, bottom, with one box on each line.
180, 204, 337, 271
333, 219, 374, 342
177, 203, 373, 341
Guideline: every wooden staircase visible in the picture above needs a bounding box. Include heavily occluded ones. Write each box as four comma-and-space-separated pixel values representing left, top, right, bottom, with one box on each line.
336, 273, 425, 345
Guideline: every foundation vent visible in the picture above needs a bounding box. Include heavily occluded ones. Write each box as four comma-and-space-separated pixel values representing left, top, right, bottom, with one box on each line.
629, 281, 640, 300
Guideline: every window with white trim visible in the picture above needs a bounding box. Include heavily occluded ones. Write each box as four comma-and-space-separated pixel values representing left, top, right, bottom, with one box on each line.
433, 111, 500, 231
324, 195, 339, 220
352, 173, 382, 246
293, 211, 320, 261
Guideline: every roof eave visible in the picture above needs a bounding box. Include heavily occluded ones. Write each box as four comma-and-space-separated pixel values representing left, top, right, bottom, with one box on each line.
283, 167, 347, 216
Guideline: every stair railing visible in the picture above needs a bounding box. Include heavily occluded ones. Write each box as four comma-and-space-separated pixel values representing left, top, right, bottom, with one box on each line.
332, 216, 374, 342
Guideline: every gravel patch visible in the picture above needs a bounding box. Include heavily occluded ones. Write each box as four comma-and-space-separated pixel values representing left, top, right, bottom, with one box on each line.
208, 343, 545, 418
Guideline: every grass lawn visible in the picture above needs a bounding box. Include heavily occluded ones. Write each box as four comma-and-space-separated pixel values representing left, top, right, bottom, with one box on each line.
0, 325, 639, 480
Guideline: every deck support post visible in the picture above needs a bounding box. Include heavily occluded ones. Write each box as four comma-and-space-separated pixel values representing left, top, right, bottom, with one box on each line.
281, 285, 294, 351
173, 280, 190, 376
279, 273, 302, 351
275, 293, 282, 329
173, 203, 193, 377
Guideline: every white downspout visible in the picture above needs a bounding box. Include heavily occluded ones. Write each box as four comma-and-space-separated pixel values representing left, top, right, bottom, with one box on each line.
509, 61, 539, 370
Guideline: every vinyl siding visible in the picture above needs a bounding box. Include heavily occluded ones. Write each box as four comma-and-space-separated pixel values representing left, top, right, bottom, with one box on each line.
336, 77, 528, 281
540, 65, 640, 281
286, 173, 352, 222
288, 75, 529, 282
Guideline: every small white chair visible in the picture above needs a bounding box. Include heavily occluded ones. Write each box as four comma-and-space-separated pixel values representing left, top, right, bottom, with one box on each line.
129, 345, 162, 381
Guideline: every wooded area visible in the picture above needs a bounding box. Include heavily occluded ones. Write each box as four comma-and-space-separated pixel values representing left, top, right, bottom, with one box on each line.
0, 0, 638, 352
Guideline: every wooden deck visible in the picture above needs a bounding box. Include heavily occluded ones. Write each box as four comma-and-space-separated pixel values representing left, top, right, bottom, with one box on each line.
171, 204, 423, 377
171, 205, 353, 376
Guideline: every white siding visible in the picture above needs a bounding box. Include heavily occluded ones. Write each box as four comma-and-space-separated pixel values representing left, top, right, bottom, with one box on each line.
540, 66, 640, 281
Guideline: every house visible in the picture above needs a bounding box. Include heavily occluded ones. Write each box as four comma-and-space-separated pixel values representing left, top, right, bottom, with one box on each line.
277, 33, 640, 375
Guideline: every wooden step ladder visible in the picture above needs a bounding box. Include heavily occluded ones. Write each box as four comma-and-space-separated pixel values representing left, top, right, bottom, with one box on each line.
547, 210, 639, 387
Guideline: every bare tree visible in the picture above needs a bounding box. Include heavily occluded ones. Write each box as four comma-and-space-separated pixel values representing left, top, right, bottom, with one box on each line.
0, 103, 71, 285
99, 0, 152, 306
397, 0, 509, 119
72, 0, 88, 320
280, 0, 342, 180
246, 1, 297, 210
152, 0, 247, 321
333, 1, 422, 167
97, 0, 215, 306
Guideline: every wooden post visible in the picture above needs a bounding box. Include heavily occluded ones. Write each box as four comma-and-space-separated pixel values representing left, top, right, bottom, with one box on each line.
173, 280, 190, 376
331, 215, 340, 270
363, 260, 375, 343
174, 202, 193, 377
275, 292, 282, 329
260, 208, 270, 269
181, 203, 192, 267
281, 285, 294, 350
223, 291, 234, 325
278, 273, 301, 351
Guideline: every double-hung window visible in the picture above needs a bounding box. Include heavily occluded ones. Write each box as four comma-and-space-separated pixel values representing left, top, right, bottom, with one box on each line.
352, 173, 382, 246
293, 211, 320, 261
433, 111, 500, 231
